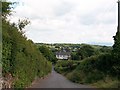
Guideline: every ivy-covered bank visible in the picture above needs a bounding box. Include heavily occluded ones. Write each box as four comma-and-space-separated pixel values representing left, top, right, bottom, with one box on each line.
2, 2, 52, 88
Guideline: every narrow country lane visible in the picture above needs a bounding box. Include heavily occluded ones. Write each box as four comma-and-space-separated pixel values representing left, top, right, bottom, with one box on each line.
30, 66, 94, 88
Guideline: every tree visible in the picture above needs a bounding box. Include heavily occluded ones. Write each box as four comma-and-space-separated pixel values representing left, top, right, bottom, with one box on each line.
2, 2, 16, 19
18, 19, 30, 31
112, 28, 120, 76
113, 28, 120, 60
71, 52, 79, 60
99, 46, 112, 53
2, 1, 30, 34
39, 46, 57, 63
77, 45, 95, 60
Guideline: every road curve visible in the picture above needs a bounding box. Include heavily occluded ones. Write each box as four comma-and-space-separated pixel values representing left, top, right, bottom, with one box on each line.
30, 67, 94, 88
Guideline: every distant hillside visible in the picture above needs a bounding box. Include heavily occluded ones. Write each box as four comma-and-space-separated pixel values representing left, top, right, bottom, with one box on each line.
36, 43, 112, 52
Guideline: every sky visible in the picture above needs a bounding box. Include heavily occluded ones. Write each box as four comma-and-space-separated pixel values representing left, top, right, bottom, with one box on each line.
9, 0, 118, 46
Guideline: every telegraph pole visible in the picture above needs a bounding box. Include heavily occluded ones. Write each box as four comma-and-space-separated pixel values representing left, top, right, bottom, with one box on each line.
118, 0, 120, 32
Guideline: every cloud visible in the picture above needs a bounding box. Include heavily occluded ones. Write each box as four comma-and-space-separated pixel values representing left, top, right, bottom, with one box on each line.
9, 0, 118, 46
54, 1, 74, 16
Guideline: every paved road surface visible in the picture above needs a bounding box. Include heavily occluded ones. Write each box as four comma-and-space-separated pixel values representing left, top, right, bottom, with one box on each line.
30, 67, 94, 88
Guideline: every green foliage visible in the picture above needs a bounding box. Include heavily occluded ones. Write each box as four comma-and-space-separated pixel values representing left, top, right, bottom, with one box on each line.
113, 29, 120, 58
54, 60, 79, 74
2, 19, 52, 87
67, 70, 83, 83
92, 76, 120, 88
2, 2, 52, 88
55, 53, 119, 88
65, 53, 119, 86
38, 45, 57, 63
112, 29, 120, 77
77, 45, 95, 60
67, 69, 104, 84
70, 44, 112, 60
18, 19, 30, 31
67, 25, 119, 88
71, 52, 79, 60
99, 46, 112, 53
2, 19, 12, 74
2, 1, 16, 18
2, 2, 12, 17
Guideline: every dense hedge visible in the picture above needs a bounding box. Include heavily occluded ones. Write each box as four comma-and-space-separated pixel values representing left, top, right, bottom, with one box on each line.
112, 28, 120, 78
67, 53, 119, 85
2, 18, 52, 88
54, 53, 119, 88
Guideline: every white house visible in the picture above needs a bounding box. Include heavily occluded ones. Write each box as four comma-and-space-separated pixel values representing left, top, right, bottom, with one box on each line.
56, 51, 71, 60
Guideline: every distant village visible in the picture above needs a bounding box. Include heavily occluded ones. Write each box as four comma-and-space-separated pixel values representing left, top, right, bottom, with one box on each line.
36, 43, 112, 60
36, 43, 81, 60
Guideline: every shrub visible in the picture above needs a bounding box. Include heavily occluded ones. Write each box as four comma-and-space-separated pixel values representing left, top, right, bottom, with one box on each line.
54, 60, 79, 74
66, 53, 118, 85
67, 70, 84, 83
2, 10, 52, 88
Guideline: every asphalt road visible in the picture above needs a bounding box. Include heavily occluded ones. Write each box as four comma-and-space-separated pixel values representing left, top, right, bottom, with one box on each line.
30, 67, 94, 88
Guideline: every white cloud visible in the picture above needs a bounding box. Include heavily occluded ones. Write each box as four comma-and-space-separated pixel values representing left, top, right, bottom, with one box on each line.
9, 0, 118, 46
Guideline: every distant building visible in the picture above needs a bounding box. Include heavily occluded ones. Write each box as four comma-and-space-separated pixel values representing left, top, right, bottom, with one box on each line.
56, 51, 71, 60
